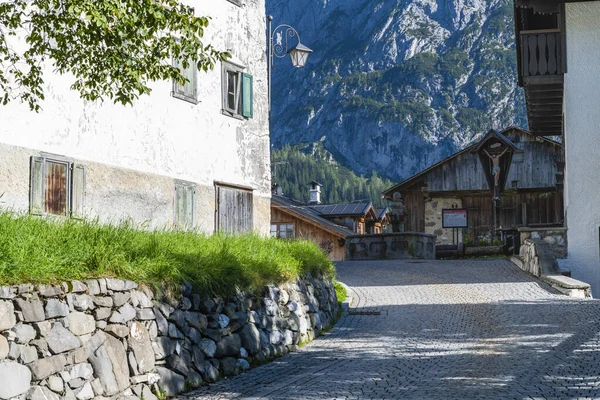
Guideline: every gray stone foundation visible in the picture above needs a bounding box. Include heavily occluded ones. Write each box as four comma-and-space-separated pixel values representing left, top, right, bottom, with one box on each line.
345, 233, 436, 260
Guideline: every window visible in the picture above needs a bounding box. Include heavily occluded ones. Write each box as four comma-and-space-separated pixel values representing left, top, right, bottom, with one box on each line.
215, 182, 253, 234
221, 62, 253, 119
174, 181, 196, 229
172, 57, 198, 104
30, 156, 86, 218
270, 223, 295, 239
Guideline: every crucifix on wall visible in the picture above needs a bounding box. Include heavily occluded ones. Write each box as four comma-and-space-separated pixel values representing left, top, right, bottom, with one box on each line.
472, 129, 518, 203
483, 145, 509, 200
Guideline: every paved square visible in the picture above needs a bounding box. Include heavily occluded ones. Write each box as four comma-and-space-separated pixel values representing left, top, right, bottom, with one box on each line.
180, 259, 600, 399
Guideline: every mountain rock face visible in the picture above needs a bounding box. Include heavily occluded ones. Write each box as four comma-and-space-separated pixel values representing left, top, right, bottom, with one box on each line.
267, 0, 526, 181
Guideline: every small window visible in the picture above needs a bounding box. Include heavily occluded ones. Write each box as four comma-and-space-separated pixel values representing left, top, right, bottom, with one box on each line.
30, 156, 86, 218
174, 181, 196, 229
172, 57, 198, 104
271, 223, 295, 239
221, 62, 253, 119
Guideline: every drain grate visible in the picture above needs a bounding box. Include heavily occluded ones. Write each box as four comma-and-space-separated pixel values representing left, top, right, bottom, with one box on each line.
348, 310, 382, 316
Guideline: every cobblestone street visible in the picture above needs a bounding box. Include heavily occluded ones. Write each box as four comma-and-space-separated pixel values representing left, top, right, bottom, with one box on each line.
181, 259, 600, 399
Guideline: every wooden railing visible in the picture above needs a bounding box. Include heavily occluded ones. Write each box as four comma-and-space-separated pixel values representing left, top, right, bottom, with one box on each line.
520, 29, 564, 78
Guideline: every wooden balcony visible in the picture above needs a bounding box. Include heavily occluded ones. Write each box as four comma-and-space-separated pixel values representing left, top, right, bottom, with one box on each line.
518, 29, 565, 136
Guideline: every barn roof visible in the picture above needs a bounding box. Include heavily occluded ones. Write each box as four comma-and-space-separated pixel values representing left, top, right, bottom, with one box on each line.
271, 195, 353, 238
309, 202, 374, 217
382, 127, 561, 198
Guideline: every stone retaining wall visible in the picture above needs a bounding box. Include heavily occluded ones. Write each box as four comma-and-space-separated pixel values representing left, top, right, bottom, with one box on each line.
0, 275, 337, 399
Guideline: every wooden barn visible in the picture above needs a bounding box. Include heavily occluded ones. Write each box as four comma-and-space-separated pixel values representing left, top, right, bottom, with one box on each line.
382, 127, 564, 244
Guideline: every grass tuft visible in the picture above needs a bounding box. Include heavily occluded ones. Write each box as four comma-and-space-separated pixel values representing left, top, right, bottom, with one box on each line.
334, 281, 347, 303
0, 212, 335, 297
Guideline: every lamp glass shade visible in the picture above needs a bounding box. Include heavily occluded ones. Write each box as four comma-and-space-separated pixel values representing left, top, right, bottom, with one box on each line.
288, 43, 313, 68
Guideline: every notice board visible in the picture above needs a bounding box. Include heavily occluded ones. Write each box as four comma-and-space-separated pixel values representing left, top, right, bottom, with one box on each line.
442, 209, 468, 228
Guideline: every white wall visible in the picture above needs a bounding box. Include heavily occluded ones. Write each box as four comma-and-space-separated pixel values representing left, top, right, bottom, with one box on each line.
0, 1, 271, 233
564, 1, 600, 293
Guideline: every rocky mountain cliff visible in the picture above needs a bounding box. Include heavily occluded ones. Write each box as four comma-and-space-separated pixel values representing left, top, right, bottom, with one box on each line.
267, 0, 526, 182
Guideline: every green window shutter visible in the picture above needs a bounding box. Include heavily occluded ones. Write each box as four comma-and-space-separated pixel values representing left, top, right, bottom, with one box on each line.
186, 185, 196, 228
175, 182, 196, 229
242, 73, 253, 118
30, 156, 45, 215
71, 164, 86, 219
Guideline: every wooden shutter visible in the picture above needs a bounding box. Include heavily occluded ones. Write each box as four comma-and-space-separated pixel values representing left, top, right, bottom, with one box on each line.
173, 58, 197, 102
45, 160, 69, 216
175, 182, 196, 229
173, 58, 185, 97
71, 164, 86, 219
217, 185, 253, 234
30, 156, 45, 215
242, 73, 253, 118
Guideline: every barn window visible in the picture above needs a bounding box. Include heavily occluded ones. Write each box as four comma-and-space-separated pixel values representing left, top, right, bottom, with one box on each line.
215, 182, 253, 234
30, 156, 86, 218
271, 223, 295, 239
221, 62, 253, 119
174, 181, 196, 229
172, 57, 198, 104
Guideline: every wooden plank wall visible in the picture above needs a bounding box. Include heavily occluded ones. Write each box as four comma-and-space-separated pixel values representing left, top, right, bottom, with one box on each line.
271, 207, 346, 261
425, 130, 561, 192
457, 191, 563, 238
402, 181, 426, 233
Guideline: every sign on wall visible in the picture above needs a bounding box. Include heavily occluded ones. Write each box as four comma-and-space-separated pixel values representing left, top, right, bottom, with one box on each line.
442, 209, 468, 228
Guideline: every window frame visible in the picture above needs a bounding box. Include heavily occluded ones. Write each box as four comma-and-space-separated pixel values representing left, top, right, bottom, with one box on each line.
221, 61, 246, 119
29, 154, 86, 218
270, 222, 295, 239
174, 180, 197, 230
172, 56, 199, 104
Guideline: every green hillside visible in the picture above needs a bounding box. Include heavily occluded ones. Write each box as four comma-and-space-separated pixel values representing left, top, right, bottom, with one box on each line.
271, 144, 394, 208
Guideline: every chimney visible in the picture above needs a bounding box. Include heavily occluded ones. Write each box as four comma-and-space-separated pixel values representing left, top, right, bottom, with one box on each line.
272, 183, 283, 196
309, 181, 322, 205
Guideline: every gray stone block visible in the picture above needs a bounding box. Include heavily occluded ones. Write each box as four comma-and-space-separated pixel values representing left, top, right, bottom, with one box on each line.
91, 296, 113, 308
111, 292, 131, 308
13, 323, 36, 344
215, 334, 241, 358
38, 284, 64, 298
155, 366, 185, 397
128, 322, 155, 374
27, 385, 60, 400
72, 294, 94, 311
239, 323, 261, 354
67, 312, 96, 336
199, 338, 217, 358
104, 324, 129, 339
29, 354, 67, 380
0, 286, 16, 299
44, 299, 69, 319
46, 324, 80, 354
84, 280, 100, 296
0, 300, 16, 332
86, 331, 130, 396
70, 281, 87, 294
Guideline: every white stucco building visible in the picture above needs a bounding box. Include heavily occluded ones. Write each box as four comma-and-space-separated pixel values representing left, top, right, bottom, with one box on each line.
515, 0, 600, 293
0, 0, 271, 234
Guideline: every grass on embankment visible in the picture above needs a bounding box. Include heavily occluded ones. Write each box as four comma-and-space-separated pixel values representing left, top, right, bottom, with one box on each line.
334, 281, 347, 303
0, 212, 335, 298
